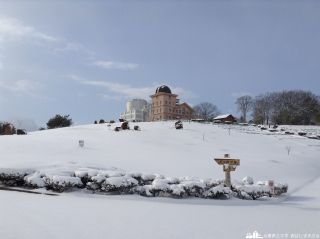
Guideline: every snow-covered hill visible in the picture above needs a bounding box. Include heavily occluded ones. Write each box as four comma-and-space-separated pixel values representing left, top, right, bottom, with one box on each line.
1, 122, 319, 239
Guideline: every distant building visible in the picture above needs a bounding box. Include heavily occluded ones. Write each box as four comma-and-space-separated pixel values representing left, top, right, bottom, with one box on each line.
213, 114, 237, 123
120, 99, 150, 122
150, 85, 193, 121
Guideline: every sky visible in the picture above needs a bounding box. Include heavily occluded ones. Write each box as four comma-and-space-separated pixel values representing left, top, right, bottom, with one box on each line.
0, 0, 319, 129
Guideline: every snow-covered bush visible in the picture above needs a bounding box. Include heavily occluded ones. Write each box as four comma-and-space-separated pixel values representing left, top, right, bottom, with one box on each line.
179, 179, 206, 197
74, 169, 91, 185
169, 184, 186, 198
133, 185, 154, 197
44, 176, 83, 192
0, 168, 34, 186
86, 174, 105, 190
0, 167, 288, 200
233, 185, 271, 200
101, 175, 138, 193
139, 175, 157, 186
204, 178, 222, 188
127, 172, 146, 185
147, 178, 172, 197
274, 183, 288, 195
203, 185, 231, 199
24, 172, 46, 188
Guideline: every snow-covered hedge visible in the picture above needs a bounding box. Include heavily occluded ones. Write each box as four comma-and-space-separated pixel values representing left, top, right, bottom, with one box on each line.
232, 178, 289, 200
0, 168, 34, 186
0, 168, 288, 200
44, 176, 83, 192
233, 185, 272, 200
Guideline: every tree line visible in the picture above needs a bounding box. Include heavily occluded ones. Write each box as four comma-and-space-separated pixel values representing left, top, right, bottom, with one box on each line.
236, 90, 320, 125
193, 90, 320, 125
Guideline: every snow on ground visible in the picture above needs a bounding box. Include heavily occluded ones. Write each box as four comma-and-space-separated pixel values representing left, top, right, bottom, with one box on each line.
0, 122, 320, 239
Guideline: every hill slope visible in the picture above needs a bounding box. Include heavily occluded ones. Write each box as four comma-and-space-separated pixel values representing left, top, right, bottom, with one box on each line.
0, 122, 319, 239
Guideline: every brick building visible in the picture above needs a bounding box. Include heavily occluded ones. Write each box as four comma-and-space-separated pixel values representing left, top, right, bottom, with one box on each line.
150, 85, 193, 121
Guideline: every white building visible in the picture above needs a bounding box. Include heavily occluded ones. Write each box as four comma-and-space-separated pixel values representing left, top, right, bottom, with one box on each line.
120, 99, 150, 122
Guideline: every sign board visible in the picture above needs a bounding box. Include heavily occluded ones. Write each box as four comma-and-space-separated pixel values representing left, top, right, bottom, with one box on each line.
214, 154, 240, 187
214, 158, 240, 166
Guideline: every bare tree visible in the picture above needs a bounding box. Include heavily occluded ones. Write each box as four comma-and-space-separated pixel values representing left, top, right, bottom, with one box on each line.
193, 102, 220, 121
252, 93, 275, 125
235, 95, 253, 123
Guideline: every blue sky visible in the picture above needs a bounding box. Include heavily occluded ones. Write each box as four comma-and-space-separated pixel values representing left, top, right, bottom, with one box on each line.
0, 1, 319, 129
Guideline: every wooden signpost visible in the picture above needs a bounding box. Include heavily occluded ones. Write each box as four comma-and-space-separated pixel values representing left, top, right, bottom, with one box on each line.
214, 154, 240, 187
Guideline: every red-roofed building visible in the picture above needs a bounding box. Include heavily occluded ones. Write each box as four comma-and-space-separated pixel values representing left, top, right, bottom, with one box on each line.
213, 114, 237, 123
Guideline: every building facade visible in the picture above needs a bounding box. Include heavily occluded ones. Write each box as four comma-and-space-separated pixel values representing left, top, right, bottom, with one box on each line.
120, 99, 150, 122
150, 85, 193, 121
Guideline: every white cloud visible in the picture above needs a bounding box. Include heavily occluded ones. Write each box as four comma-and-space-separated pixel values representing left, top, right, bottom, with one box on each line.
0, 15, 140, 76
69, 74, 153, 99
52, 42, 96, 58
92, 61, 139, 70
172, 87, 197, 100
0, 15, 58, 43
0, 16, 91, 57
97, 93, 124, 101
68, 75, 196, 101
0, 79, 41, 95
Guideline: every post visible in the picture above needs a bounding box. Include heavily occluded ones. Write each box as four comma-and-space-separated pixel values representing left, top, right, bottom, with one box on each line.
225, 169, 231, 187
